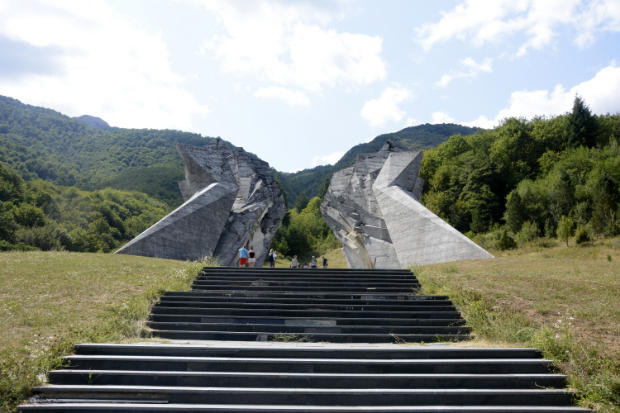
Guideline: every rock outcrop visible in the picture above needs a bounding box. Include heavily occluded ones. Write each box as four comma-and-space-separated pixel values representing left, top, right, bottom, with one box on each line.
320, 140, 493, 268
116, 138, 286, 266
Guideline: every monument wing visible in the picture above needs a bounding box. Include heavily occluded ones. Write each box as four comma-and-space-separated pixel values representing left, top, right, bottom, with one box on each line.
116, 138, 286, 265
320, 140, 493, 268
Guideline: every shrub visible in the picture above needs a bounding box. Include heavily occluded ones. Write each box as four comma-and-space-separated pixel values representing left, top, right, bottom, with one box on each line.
15, 226, 62, 251
575, 226, 591, 244
557, 216, 574, 246
12, 204, 46, 228
518, 220, 539, 245
0, 240, 39, 251
496, 230, 517, 250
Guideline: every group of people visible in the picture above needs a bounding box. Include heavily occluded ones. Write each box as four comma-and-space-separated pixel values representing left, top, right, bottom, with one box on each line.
290, 255, 328, 269
238, 246, 279, 268
237, 246, 327, 269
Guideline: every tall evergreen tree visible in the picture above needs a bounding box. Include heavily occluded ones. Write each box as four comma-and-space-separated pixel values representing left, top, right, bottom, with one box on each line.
554, 170, 576, 217
274, 173, 289, 208
503, 190, 524, 233
564, 95, 598, 148
318, 175, 331, 201
295, 192, 309, 213
591, 173, 618, 236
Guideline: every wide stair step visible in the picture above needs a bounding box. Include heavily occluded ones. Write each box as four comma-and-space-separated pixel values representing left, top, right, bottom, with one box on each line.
19, 267, 588, 412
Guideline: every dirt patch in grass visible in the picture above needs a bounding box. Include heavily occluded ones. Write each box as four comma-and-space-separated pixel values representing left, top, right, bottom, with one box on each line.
0, 251, 207, 411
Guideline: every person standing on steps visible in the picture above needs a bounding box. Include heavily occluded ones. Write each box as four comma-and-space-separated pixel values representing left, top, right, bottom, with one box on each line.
322, 255, 328, 269
291, 255, 298, 269
310, 256, 317, 269
268, 249, 277, 268
239, 245, 249, 268
248, 246, 256, 267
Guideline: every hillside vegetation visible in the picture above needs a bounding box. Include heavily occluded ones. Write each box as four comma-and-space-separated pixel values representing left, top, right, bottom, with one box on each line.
270, 194, 341, 263
1, 162, 170, 252
420, 97, 620, 243
1, 95, 474, 209
278, 123, 479, 205
0, 95, 219, 207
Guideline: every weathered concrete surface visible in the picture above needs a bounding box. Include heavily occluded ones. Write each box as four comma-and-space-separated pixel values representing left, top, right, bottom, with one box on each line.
320, 140, 493, 268
116, 138, 286, 265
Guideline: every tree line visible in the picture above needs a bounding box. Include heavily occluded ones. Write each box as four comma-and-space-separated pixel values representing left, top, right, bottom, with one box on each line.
270, 177, 340, 261
0, 95, 239, 207
0, 162, 169, 252
420, 96, 620, 248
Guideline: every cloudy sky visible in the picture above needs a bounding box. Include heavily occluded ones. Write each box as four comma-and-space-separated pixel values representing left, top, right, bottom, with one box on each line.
1, 0, 619, 172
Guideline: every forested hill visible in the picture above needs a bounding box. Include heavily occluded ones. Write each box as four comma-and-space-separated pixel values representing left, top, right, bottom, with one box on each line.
277, 123, 479, 205
1, 95, 480, 208
0, 95, 227, 206
420, 99, 620, 245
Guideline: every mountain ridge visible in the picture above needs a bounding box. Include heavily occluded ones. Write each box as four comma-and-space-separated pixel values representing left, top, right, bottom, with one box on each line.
1, 95, 479, 207
277, 123, 481, 205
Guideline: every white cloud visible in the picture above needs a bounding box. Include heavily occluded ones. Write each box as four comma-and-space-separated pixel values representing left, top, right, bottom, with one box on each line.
431, 110, 455, 124
311, 151, 345, 167
0, 0, 208, 130
416, 0, 620, 56
462, 57, 493, 72
406, 117, 422, 127
254, 87, 310, 106
199, 0, 387, 92
436, 57, 492, 87
360, 85, 414, 127
462, 64, 620, 128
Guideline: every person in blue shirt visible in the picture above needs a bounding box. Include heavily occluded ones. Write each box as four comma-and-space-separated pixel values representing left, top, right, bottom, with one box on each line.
239, 245, 249, 268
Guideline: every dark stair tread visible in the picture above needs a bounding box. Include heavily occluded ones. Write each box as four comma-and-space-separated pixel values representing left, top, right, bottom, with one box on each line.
17, 403, 591, 412
49, 370, 566, 379
73, 344, 543, 359
34, 385, 572, 394
63, 355, 554, 364
157, 300, 456, 311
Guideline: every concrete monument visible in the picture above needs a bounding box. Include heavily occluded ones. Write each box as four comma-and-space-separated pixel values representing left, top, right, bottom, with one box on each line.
116, 138, 286, 266
320, 140, 493, 268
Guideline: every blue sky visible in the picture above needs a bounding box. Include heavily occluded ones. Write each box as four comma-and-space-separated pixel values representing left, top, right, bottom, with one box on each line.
0, 0, 619, 172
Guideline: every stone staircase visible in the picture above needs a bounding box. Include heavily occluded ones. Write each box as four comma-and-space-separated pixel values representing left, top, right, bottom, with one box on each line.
19, 267, 588, 412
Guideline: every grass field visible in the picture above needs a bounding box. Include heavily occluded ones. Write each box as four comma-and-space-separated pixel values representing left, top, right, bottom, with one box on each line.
0, 251, 205, 411
3, 240, 618, 411
417, 237, 620, 412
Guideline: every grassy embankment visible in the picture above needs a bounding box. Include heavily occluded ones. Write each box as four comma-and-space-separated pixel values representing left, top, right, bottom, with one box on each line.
0, 251, 211, 412
416, 237, 620, 412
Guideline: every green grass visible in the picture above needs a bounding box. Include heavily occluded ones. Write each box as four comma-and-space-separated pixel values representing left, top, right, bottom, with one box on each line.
414, 237, 620, 413
0, 251, 211, 412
